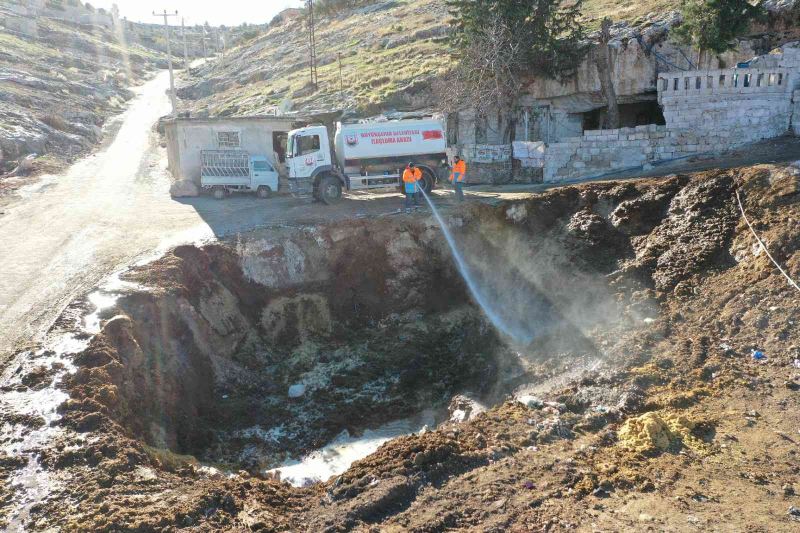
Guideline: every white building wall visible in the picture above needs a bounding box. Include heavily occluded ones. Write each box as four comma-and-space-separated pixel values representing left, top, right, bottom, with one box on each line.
165, 118, 294, 183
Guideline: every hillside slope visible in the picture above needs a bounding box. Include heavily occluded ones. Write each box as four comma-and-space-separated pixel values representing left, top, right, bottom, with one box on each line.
0, 2, 166, 178
178, 0, 684, 118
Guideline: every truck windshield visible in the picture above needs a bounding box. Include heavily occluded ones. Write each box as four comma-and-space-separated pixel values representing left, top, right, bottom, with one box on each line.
287, 134, 295, 159
253, 161, 271, 171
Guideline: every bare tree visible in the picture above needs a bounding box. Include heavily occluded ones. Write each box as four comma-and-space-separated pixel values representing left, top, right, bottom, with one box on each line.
434, 14, 524, 129
593, 18, 620, 130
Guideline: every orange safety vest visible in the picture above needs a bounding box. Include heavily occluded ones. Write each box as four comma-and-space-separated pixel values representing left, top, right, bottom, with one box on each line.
450, 160, 467, 182
403, 168, 421, 183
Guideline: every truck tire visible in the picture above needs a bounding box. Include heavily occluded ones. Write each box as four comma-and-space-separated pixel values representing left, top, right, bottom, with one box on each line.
318, 176, 343, 205
212, 186, 226, 200
257, 185, 272, 199
419, 169, 435, 194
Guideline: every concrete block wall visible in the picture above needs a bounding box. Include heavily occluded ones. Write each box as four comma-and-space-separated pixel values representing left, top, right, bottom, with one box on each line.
544, 125, 669, 182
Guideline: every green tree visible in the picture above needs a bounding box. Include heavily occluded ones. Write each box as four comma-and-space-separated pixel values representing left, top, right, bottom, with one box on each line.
446, 0, 587, 80
673, 0, 766, 65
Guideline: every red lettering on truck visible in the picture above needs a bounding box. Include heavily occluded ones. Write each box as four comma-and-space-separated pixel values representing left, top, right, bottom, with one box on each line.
422, 130, 443, 140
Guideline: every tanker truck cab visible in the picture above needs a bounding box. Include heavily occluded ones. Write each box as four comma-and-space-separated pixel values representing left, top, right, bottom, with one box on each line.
287, 126, 342, 204
287, 118, 447, 205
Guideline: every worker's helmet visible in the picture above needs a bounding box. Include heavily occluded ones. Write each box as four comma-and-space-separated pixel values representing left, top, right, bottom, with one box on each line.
408, 162, 415, 168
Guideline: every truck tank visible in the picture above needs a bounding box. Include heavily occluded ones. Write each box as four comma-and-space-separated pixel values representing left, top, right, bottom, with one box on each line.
333, 119, 447, 174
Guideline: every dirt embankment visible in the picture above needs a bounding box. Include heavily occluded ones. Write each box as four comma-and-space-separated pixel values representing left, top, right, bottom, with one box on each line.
3, 163, 799, 531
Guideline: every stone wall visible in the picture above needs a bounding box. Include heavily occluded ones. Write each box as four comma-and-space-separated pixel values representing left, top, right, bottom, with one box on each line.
540, 52, 799, 182
544, 125, 667, 182
658, 67, 795, 147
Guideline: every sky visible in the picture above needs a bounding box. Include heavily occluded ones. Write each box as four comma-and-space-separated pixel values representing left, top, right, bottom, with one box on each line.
90, 0, 305, 27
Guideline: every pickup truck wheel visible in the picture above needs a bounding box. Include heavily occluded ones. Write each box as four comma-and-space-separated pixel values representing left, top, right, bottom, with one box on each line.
257, 185, 272, 199
212, 186, 225, 200
319, 176, 343, 205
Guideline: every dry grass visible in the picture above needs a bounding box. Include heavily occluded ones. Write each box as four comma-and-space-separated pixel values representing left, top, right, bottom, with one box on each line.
186, 0, 681, 116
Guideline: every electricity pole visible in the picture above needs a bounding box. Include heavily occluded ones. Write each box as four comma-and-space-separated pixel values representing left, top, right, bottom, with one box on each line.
307, 0, 318, 90
338, 51, 343, 95
153, 9, 179, 114
181, 17, 188, 67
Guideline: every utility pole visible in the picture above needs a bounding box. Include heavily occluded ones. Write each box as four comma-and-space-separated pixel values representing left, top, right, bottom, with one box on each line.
181, 17, 188, 67
307, 0, 318, 90
153, 9, 179, 114
338, 52, 343, 95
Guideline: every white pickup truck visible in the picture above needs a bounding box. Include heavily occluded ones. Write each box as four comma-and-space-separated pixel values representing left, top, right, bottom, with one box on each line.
200, 150, 280, 200
286, 119, 449, 204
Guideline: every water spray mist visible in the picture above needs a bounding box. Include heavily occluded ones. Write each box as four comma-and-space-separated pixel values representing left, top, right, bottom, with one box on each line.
418, 188, 535, 344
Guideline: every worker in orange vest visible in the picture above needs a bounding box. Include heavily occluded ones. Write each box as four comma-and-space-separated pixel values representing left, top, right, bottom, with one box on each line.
402, 162, 422, 212
450, 156, 467, 202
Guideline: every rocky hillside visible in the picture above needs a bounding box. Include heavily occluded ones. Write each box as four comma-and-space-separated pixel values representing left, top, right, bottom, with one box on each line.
0, 1, 167, 178
179, 0, 800, 120
177, 0, 692, 118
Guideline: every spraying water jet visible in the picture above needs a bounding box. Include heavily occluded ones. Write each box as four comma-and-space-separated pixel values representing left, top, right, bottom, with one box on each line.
418, 188, 540, 344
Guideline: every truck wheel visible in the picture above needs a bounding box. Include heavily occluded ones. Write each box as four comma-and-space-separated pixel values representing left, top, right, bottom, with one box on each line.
419, 169, 435, 194
212, 186, 226, 200
319, 176, 343, 205
257, 186, 272, 199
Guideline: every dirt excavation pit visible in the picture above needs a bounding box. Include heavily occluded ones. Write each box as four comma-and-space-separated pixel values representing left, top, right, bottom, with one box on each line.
61, 229, 499, 469
55, 181, 647, 475
6, 164, 799, 531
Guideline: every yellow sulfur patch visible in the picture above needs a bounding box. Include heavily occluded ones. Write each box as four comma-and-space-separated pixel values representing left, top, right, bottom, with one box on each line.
618, 411, 706, 454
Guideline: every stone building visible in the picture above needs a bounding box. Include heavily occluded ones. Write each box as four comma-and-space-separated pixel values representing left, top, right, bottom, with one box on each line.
538, 44, 799, 182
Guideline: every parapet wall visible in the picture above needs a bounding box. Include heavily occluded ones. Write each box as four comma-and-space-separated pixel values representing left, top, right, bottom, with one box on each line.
658, 67, 795, 147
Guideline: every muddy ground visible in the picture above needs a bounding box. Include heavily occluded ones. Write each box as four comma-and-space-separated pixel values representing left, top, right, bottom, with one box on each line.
1, 162, 799, 531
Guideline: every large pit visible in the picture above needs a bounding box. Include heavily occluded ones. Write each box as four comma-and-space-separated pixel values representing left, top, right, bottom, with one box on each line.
56, 172, 739, 479
12, 167, 794, 531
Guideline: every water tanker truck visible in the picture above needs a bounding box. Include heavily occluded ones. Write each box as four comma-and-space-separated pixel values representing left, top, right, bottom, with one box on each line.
286, 119, 448, 204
